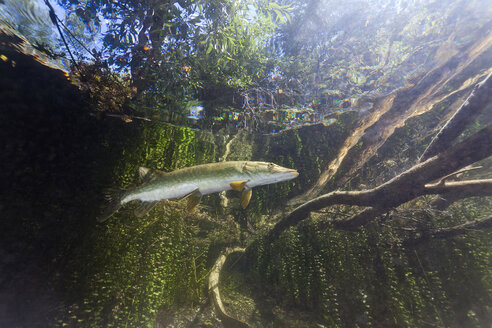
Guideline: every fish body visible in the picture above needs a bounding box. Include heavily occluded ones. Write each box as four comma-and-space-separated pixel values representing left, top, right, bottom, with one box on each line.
99, 161, 298, 222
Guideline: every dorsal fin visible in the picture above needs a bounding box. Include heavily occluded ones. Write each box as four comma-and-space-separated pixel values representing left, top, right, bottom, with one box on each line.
138, 167, 160, 183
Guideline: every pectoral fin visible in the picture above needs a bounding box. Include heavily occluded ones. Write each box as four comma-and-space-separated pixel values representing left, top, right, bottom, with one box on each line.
134, 201, 158, 217
241, 189, 252, 209
230, 180, 248, 191
181, 189, 202, 212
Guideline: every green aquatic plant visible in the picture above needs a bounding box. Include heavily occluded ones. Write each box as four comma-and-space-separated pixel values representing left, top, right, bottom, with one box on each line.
58, 203, 211, 328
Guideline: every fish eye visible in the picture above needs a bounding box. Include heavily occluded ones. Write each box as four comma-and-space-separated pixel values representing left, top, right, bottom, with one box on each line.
267, 162, 274, 169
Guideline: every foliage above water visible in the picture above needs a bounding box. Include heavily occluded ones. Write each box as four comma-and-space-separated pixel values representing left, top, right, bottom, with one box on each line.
3, 0, 490, 132
55, 0, 291, 125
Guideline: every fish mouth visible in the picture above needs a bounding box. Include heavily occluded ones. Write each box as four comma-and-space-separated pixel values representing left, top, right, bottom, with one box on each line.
271, 166, 299, 178
284, 169, 299, 177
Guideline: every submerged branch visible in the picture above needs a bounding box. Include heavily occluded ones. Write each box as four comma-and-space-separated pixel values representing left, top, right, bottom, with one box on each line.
208, 247, 249, 328
419, 72, 492, 162
424, 179, 492, 197
429, 165, 482, 185
265, 125, 492, 242
403, 215, 492, 246
428, 179, 492, 210
332, 179, 492, 230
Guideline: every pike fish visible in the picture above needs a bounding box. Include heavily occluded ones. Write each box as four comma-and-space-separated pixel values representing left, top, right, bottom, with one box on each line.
98, 161, 299, 222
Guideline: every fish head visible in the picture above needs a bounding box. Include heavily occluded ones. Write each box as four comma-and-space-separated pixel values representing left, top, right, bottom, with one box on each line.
243, 161, 299, 187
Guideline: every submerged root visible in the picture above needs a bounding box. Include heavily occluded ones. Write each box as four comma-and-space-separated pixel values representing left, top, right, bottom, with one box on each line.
208, 247, 249, 328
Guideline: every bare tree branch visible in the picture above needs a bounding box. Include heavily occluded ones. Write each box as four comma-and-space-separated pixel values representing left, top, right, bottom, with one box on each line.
265, 125, 492, 242
429, 165, 482, 185
419, 72, 492, 162
423, 179, 492, 210
305, 180, 492, 231
424, 179, 492, 196
403, 215, 492, 246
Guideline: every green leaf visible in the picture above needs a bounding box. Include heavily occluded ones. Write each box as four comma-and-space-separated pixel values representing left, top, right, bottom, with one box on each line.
206, 43, 213, 55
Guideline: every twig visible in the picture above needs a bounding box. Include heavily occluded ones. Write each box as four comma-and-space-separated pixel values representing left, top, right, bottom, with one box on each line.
429, 165, 482, 186
44, 0, 80, 71
103, 113, 151, 122
56, 16, 97, 60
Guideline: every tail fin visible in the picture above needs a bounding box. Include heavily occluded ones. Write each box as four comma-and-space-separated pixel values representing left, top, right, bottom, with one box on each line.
97, 188, 126, 222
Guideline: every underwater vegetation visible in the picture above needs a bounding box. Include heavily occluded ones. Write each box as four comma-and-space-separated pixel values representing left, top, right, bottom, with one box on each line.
1, 0, 491, 327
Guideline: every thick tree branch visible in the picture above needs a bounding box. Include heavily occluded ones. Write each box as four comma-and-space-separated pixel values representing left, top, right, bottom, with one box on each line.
265, 125, 492, 242
403, 216, 492, 246
331, 179, 492, 230
424, 179, 492, 196
428, 179, 492, 210
419, 72, 492, 162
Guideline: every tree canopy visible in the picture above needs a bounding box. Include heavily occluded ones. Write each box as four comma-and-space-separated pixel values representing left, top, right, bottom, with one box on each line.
55, 0, 291, 122
3, 0, 488, 132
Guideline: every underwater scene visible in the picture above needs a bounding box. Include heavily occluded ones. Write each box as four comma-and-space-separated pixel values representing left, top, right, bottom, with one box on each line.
1, 0, 491, 327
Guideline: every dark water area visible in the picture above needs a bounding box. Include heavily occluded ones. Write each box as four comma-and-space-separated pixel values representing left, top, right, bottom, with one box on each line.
1, 1, 492, 327
0, 41, 126, 325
